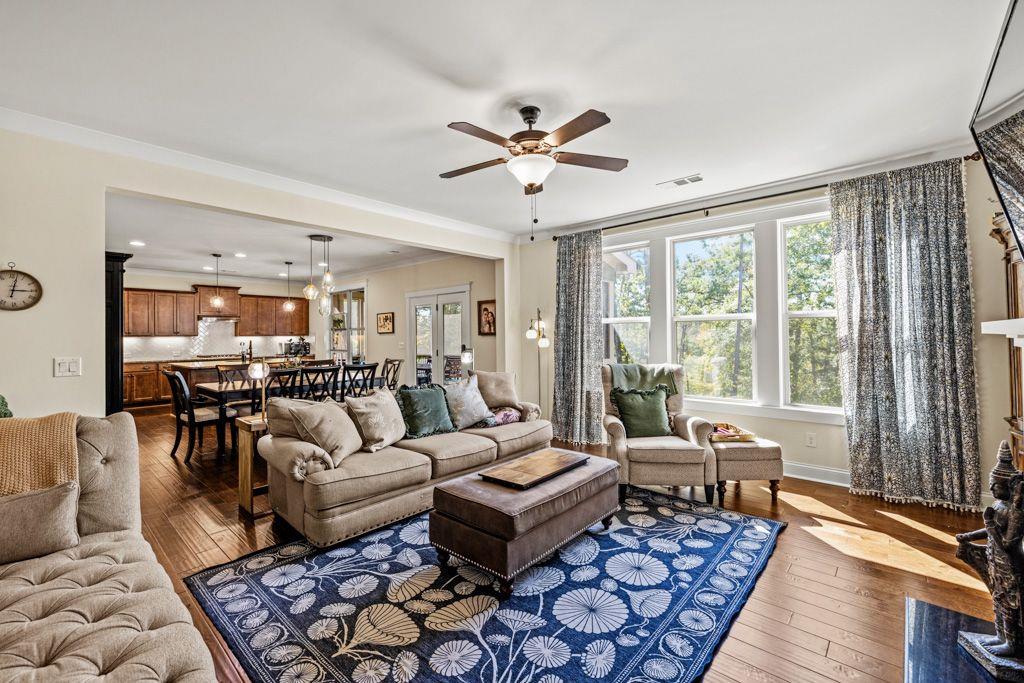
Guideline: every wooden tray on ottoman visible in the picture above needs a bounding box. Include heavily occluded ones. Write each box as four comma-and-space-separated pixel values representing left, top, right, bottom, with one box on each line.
431, 449, 620, 596
479, 448, 588, 489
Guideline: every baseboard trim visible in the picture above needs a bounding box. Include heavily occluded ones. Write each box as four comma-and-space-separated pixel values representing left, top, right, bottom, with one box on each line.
782, 460, 851, 487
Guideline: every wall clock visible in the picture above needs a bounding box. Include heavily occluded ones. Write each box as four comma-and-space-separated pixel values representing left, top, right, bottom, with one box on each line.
0, 262, 43, 311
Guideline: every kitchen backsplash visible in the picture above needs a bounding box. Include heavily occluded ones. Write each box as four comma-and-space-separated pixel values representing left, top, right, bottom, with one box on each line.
123, 318, 302, 361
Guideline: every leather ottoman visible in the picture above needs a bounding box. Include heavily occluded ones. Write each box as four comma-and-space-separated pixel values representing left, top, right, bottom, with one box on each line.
429, 450, 620, 595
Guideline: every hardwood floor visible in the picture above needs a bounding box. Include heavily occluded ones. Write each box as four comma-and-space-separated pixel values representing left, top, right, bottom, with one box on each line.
133, 411, 993, 683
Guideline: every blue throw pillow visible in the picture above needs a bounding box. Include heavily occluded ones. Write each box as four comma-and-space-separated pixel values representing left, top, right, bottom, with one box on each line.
395, 384, 456, 439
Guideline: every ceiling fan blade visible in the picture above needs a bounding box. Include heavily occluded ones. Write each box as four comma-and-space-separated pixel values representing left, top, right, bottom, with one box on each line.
439, 158, 507, 179
447, 122, 513, 148
543, 109, 611, 147
524, 183, 543, 196
555, 152, 628, 172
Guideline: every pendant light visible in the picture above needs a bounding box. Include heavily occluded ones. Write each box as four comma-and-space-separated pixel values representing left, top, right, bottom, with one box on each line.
322, 238, 334, 290
282, 261, 296, 312
209, 254, 225, 309
302, 237, 319, 300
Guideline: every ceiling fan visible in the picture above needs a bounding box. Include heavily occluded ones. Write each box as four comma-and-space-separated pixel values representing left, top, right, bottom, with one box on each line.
439, 105, 628, 195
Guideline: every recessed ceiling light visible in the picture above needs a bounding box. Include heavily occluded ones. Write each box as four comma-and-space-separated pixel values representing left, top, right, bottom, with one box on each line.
202, 266, 215, 271
234, 252, 247, 258
278, 272, 287, 277
318, 262, 328, 267
129, 240, 146, 247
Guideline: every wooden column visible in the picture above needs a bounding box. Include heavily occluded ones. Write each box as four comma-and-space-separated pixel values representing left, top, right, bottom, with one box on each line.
237, 415, 269, 515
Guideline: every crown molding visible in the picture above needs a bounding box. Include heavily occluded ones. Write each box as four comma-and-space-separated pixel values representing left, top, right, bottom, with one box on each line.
521, 137, 977, 244
0, 106, 513, 243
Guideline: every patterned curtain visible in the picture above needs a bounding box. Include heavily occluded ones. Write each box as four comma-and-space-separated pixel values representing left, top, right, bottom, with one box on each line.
977, 108, 1024, 238
830, 158, 980, 510
553, 229, 604, 444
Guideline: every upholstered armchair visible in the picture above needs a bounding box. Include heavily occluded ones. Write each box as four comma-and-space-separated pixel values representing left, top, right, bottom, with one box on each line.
601, 364, 717, 503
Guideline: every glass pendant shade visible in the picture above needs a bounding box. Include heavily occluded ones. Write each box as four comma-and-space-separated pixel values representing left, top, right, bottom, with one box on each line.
322, 270, 334, 286
506, 153, 556, 188
460, 347, 474, 364
302, 282, 319, 300
210, 294, 224, 309
282, 299, 296, 312
317, 291, 331, 317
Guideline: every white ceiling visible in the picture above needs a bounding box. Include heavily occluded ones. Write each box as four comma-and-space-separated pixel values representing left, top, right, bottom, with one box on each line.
105, 193, 443, 279
0, 1, 1009, 235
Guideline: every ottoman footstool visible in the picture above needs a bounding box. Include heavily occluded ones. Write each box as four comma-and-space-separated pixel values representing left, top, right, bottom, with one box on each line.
430, 450, 620, 596
711, 437, 784, 506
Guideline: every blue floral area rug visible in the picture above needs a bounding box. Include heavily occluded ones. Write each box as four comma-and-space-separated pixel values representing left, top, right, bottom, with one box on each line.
185, 486, 784, 682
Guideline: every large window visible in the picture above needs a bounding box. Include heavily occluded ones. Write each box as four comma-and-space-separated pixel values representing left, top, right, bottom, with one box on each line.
601, 246, 650, 364
672, 230, 755, 399
783, 217, 840, 407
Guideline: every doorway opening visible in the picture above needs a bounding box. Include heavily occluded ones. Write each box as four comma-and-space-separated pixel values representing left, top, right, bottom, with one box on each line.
407, 287, 471, 385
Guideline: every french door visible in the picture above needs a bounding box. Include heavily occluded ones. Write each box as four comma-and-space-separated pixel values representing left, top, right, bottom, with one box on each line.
408, 290, 470, 385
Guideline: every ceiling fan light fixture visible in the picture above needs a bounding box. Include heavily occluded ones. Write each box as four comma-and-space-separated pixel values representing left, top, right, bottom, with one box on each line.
506, 153, 556, 188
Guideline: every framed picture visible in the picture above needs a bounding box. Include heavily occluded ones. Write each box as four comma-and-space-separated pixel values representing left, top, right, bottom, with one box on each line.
477, 300, 496, 336
377, 311, 394, 334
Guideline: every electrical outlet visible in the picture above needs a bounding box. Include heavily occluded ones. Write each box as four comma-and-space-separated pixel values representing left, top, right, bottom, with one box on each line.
53, 357, 82, 377
805, 432, 817, 448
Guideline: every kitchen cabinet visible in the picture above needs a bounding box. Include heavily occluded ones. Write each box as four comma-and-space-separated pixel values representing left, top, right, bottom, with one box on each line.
175, 293, 197, 336
257, 297, 277, 336
124, 290, 153, 336
151, 291, 197, 336
195, 285, 241, 318
123, 362, 159, 405
237, 296, 259, 336
276, 300, 293, 336
291, 298, 309, 336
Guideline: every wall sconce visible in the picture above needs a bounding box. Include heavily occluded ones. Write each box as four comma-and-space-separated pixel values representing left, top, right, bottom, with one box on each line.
460, 344, 474, 364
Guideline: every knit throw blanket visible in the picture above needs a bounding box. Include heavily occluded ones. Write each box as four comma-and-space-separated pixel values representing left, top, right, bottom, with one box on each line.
0, 412, 78, 496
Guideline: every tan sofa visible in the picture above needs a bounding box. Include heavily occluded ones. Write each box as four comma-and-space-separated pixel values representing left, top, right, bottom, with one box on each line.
258, 398, 553, 547
0, 413, 215, 681
601, 364, 718, 503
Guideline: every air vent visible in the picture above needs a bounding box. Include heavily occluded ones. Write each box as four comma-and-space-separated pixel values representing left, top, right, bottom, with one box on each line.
657, 173, 704, 188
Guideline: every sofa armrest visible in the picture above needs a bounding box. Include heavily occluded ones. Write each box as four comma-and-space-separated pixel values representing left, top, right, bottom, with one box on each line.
258, 435, 334, 482
602, 414, 629, 483
517, 401, 542, 422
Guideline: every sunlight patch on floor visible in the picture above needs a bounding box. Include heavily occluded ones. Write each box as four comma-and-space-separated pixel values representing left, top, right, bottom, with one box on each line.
761, 487, 865, 526
876, 510, 958, 546
804, 517, 986, 592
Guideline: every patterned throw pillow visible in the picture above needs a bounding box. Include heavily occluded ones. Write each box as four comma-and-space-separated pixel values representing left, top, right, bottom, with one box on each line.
395, 384, 456, 439
490, 406, 522, 425
344, 388, 407, 452
444, 376, 495, 430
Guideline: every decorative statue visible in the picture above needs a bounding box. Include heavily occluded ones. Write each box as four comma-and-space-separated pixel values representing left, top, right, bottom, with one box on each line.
957, 441, 1024, 681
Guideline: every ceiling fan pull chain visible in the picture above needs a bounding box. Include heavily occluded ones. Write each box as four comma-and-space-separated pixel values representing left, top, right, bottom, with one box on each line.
530, 193, 539, 242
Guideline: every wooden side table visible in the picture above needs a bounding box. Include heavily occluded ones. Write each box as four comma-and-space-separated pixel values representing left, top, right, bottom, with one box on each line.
236, 415, 269, 516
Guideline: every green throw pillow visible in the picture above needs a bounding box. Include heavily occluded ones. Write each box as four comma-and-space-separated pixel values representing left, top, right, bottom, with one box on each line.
610, 384, 672, 438
396, 384, 456, 439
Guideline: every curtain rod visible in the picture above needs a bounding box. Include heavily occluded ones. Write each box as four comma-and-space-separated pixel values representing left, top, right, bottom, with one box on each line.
551, 152, 983, 241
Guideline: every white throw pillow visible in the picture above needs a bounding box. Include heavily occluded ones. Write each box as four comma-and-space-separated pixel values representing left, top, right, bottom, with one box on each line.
344, 388, 407, 452
445, 375, 495, 430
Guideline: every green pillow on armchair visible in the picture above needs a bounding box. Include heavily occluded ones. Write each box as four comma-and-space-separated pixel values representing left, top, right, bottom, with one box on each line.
610, 384, 672, 438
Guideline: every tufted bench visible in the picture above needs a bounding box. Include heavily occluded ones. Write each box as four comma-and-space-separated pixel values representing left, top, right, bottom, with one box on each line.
0, 413, 215, 681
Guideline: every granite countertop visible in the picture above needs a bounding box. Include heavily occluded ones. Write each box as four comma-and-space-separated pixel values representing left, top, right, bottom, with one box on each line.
126, 355, 301, 369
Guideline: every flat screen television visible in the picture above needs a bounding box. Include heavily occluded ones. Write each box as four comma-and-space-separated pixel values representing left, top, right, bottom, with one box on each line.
973, 0, 1024, 256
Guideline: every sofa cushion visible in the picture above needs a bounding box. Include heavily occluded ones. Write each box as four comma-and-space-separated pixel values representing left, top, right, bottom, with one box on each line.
266, 397, 318, 439
469, 370, 520, 410
289, 399, 362, 464
396, 384, 456, 439
0, 482, 79, 564
626, 435, 706, 464
0, 530, 214, 681
445, 375, 495, 430
345, 388, 407, 452
712, 437, 783, 461
303, 447, 432, 511
433, 453, 619, 541
77, 413, 141, 535
396, 432, 497, 478
464, 419, 553, 458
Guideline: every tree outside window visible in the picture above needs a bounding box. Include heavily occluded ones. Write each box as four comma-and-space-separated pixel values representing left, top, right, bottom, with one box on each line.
601, 246, 650, 364
672, 231, 755, 399
784, 218, 841, 407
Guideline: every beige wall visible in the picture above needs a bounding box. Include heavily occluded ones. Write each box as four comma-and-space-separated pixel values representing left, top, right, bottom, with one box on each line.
515, 162, 1012, 489
0, 127, 515, 417
327, 255, 500, 385
124, 269, 289, 296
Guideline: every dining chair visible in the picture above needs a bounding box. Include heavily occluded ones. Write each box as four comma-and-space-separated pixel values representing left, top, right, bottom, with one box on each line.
216, 363, 255, 416
266, 367, 300, 401
163, 370, 237, 463
300, 364, 340, 401
380, 358, 403, 390
302, 359, 336, 367
341, 362, 378, 398
443, 355, 462, 383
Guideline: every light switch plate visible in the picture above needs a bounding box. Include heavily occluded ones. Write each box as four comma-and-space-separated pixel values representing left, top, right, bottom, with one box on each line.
53, 357, 82, 377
